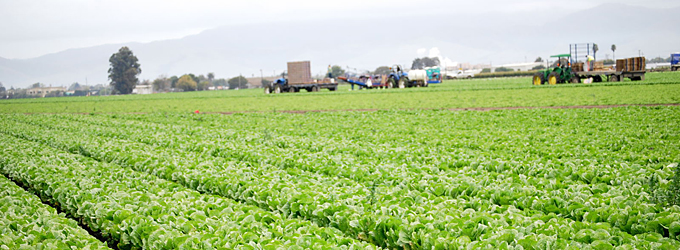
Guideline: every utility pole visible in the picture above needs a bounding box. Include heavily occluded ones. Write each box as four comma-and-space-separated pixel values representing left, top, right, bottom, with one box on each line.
260, 69, 264, 88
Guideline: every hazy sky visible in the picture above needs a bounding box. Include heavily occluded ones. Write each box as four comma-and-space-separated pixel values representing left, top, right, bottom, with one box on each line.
1, 0, 678, 59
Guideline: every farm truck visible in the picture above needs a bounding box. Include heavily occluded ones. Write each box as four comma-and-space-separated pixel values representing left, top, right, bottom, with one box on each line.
533, 54, 647, 85
672, 52, 680, 71
337, 65, 430, 89
264, 61, 339, 94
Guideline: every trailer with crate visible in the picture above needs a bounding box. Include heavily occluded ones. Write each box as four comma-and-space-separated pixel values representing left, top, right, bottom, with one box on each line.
533, 55, 646, 85
265, 61, 338, 94
533, 44, 646, 85
570, 57, 646, 82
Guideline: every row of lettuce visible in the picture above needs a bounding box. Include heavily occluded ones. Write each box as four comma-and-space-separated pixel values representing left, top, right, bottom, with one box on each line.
2, 108, 679, 249
0, 132, 377, 249
0, 175, 111, 249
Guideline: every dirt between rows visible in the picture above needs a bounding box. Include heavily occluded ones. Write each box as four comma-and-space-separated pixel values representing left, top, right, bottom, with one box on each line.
211, 103, 680, 115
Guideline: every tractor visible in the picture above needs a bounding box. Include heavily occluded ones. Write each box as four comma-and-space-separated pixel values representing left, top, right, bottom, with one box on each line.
533, 54, 579, 85
388, 64, 428, 88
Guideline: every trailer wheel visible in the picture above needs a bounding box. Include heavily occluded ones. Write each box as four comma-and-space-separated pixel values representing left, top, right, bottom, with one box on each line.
329, 87, 337, 91
311, 86, 319, 92
398, 78, 407, 89
288, 87, 296, 93
547, 72, 559, 85
274, 85, 282, 94
570, 76, 580, 83
532, 73, 545, 85
609, 75, 619, 82
466, 75, 472, 79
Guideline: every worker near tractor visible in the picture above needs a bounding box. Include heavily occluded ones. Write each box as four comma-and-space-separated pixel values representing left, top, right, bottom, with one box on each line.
327, 65, 333, 78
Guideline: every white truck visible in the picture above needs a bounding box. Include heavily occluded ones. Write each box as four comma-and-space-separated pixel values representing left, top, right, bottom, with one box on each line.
445, 70, 476, 79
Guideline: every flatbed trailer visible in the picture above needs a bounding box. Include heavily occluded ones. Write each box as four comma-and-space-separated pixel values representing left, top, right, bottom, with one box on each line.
265, 61, 339, 94
572, 70, 646, 82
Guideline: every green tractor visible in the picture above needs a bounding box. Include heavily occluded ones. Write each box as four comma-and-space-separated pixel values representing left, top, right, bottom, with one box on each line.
533, 54, 579, 85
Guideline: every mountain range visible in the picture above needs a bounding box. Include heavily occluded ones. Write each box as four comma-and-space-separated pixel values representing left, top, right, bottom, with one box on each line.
1, 3, 677, 89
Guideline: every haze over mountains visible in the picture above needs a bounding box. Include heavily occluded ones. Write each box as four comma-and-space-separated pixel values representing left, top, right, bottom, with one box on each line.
0, 3, 677, 89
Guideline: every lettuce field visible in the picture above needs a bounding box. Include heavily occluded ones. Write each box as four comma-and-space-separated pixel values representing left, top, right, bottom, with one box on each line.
1, 74, 680, 249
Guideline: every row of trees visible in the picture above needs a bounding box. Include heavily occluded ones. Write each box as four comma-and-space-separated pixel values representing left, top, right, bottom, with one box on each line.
149, 74, 249, 92
107, 47, 260, 94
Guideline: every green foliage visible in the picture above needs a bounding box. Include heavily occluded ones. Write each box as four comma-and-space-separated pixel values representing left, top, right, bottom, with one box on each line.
213, 78, 228, 87
481, 68, 491, 73
197, 80, 211, 91
30, 82, 44, 88
0, 176, 111, 249
331, 65, 345, 78
0, 71, 679, 112
2, 105, 680, 248
411, 57, 440, 69
176, 75, 197, 91
650, 164, 680, 207
228, 76, 248, 89
0, 120, 376, 249
107, 46, 141, 94
648, 57, 671, 63
532, 65, 546, 70
535, 57, 543, 63
494, 67, 514, 72
152, 76, 171, 92
373, 66, 391, 75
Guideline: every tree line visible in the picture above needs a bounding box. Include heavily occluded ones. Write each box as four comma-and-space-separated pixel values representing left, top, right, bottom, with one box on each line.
108, 46, 256, 94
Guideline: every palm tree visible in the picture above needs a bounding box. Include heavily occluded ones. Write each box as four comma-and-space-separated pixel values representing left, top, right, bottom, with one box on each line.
611, 44, 616, 60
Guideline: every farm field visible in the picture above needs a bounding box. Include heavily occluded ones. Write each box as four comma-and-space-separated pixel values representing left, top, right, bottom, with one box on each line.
1, 71, 679, 114
1, 72, 680, 249
1, 105, 680, 249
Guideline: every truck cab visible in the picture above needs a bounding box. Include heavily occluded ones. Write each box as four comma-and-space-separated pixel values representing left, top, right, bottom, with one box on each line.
672, 53, 680, 71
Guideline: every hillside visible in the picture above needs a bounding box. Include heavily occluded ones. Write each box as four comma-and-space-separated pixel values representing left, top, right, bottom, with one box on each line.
0, 3, 677, 88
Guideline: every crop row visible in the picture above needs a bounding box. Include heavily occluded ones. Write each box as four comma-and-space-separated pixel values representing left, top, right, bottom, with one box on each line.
0, 133, 377, 249
0, 175, 111, 249
3, 114, 679, 249
43, 110, 680, 239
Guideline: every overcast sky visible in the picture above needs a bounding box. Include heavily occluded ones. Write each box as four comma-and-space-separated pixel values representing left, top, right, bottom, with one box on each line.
1, 0, 678, 59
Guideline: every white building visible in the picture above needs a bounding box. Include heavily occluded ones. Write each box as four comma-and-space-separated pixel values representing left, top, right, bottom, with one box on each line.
132, 85, 153, 94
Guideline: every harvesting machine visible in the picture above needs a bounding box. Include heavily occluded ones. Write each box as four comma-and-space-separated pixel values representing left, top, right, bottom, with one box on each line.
337, 65, 430, 89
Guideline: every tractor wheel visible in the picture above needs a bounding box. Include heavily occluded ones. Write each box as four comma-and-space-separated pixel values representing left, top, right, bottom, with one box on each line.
609, 75, 619, 82
593, 75, 603, 82
264, 86, 271, 94
548, 72, 559, 85
398, 78, 407, 89
274, 85, 282, 94
532, 73, 545, 85
387, 78, 396, 88
570, 76, 580, 83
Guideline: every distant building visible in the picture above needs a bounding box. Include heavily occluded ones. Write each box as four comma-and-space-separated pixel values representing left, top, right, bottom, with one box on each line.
132, 85, 153, 94
491, 62, 543, 72
26, 87, 66, 97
